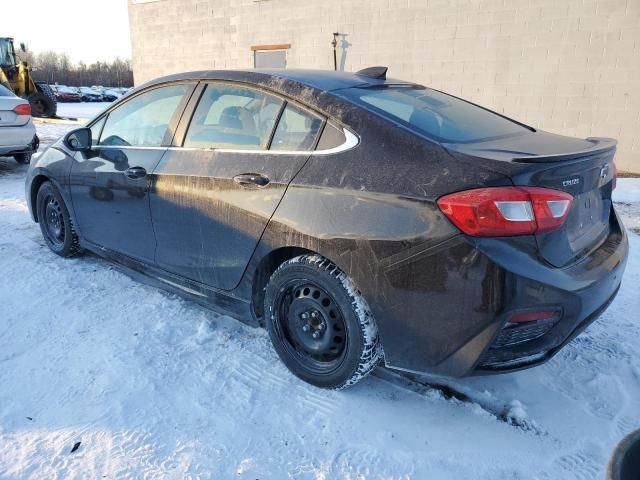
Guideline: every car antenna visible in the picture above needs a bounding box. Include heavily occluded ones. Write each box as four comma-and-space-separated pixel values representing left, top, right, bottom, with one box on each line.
355, 66, 388, 80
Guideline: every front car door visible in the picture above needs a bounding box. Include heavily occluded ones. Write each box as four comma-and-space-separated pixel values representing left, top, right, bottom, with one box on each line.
150, 82, 324, 290
69, 83, 194, 262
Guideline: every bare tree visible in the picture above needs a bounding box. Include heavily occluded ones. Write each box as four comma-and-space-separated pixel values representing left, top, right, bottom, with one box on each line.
24, 49, 134, 87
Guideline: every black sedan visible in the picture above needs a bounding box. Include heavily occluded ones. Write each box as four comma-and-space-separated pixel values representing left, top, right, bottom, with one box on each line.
25, 68, 628, 389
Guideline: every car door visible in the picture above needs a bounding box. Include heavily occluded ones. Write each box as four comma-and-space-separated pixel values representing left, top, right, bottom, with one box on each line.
150, 82, 324, 290
69, 82, 194, 262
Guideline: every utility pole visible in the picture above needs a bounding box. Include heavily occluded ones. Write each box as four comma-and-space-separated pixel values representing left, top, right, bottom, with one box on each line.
332, 32, 340, 71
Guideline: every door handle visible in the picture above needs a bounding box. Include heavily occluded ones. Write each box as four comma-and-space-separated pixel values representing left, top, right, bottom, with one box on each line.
124, 166, 147, 179
233, 173, 270, 188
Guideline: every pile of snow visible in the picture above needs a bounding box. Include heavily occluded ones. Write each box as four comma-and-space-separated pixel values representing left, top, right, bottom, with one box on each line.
613, 178, 640, 204
0, 124, 639, 478
56, 102, 110, 122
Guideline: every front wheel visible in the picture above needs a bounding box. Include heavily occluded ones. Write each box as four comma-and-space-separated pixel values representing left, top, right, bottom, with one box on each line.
36, 181, 81, 257
264, 254, 382, 389
27, 91, 56, 118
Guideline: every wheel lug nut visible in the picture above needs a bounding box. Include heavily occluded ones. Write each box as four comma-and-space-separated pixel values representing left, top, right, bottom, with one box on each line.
311, 311, 318, 318
318, 323, 325, 330
302, 325, 310, 332
312, 331, 320, 339
301, 312, 309, 319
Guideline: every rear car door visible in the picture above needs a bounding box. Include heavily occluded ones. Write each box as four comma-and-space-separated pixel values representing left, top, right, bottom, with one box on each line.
69, 83, 194, 262
150, 82, 324, 290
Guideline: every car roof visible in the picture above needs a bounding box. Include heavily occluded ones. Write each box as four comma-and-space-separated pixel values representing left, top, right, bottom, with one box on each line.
139, 68, 415, 93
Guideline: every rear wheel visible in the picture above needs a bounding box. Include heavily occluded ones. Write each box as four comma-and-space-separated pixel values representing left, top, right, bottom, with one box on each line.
14, 152, 32, 164
36, 181, 81, 257
264, 254, 382, 389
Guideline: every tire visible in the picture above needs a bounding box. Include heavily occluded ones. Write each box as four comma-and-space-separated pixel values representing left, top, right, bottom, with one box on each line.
28, 83, 57, 118
14, 152, 32, 164
264, 254, 382, 389
31, 134, 40, 153
36, 83, 58, 114
36, 181, 81, 257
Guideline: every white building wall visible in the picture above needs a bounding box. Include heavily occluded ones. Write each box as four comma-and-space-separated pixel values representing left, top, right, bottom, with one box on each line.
129, 0, 640, 173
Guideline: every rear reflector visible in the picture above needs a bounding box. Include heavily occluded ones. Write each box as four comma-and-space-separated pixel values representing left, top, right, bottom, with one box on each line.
488, 309, 562, 348
508, 310, 560, 324
437, 187, 573, 236
13, 103, 31, 116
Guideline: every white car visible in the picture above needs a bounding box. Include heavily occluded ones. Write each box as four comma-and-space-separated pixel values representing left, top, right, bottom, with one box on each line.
0, 84, 38, 164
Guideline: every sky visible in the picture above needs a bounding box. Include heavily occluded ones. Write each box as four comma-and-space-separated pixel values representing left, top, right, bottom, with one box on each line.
0, 0, 131, 64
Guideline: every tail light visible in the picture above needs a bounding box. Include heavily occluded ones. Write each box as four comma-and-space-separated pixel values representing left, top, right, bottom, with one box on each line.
437, 187, 573, 237
13, 103, 31, 116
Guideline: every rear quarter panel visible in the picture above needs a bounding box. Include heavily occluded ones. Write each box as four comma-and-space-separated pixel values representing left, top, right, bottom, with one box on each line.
239, 100, 514, 374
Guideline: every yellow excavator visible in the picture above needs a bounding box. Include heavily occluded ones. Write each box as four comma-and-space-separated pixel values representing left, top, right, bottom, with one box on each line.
0, 37, 56, 117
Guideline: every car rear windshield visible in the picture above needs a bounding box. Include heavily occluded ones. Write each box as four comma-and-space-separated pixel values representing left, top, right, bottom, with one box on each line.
0, 84, 15, 97
337, 85, 531, 143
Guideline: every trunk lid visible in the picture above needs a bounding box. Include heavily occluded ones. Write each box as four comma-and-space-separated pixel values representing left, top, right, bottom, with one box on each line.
0, 97, 29, 127
445, 131, 617, 268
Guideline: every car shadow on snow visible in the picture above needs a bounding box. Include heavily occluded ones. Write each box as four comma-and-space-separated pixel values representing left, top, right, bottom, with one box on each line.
0, 157, 28, 176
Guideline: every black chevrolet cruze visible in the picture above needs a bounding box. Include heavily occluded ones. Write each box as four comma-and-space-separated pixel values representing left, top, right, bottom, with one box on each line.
25, 68, 628, 389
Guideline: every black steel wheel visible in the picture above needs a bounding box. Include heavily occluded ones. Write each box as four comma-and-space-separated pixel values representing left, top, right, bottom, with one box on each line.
265, 254, 382, 389
36, 181, 81, 257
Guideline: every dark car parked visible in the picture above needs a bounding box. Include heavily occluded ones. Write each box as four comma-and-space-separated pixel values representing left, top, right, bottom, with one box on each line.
51, 85, 82, 103
25, 68, 628, 389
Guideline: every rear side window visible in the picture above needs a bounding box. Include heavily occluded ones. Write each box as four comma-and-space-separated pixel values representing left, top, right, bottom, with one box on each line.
316, 121, 346, 150
99, 84, 190, 147
184, 84, 283, 150
0, 84, 15, 97
270, 103, 323, 151
338, 86, 530, 143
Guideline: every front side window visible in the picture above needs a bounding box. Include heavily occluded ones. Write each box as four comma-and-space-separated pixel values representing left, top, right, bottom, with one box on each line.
270, 103, 323, 151
337, 85, 530, 143
0, 40, 16, 66
184, 84, 283, 150
99, 84, 190, 147
90, 116, 106, 146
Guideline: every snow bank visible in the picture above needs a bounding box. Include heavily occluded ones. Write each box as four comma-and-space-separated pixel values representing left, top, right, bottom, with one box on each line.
56, 102, 110, 121
613, 178, 640, 204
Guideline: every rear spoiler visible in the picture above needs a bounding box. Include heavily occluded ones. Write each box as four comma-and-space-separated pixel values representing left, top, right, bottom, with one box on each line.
512, 137, 617, 163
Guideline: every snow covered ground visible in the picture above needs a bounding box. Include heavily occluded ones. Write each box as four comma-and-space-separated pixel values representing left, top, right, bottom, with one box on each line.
0, 120, 639, 479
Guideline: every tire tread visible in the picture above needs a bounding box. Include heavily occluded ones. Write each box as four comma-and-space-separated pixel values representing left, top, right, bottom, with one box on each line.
269, 254, 382, 389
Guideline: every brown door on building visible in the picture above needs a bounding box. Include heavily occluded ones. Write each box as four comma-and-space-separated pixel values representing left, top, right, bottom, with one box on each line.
252, 45, 289, 68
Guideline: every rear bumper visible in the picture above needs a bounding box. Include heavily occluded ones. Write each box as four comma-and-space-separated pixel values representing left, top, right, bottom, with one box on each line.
472, 210, 628, 374
0, 124, 36, 155
377, 209, 628, 377
474, 282, 620, 373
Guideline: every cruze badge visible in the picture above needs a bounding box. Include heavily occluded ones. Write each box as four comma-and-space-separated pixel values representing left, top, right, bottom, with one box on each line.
562, 178, 580, 187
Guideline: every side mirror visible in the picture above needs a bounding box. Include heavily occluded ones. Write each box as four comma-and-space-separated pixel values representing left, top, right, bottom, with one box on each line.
20, 43, 26, 53
64, 127, 92, 152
